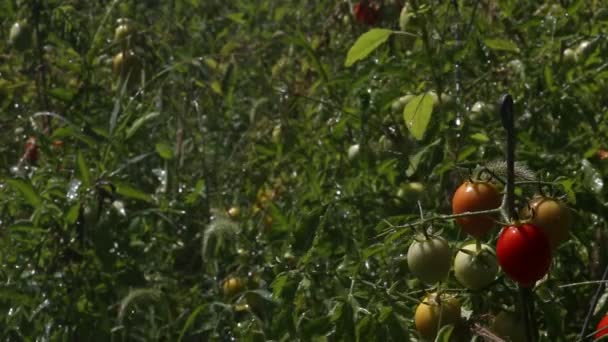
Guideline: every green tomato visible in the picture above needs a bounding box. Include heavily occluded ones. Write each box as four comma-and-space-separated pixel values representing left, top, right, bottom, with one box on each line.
407, 235, 451, 284
453, 242, 498, 290
562, 48, 576, 64
347, 144, 360, 160
114, 24, 133, 42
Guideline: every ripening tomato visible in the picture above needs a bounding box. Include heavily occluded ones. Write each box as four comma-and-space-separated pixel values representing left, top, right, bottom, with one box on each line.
227, 206, 241, 219
222, 277, 244, 296
452, 180, 502, 238
24, 136, 38, 162
353, 1, 379, 26
407, 235, 451, 284
595, 315, 608, 340
496, 223, 551, 286
453, 242, 498, 290
414, 292, 461, 340
520, 196, 571, 249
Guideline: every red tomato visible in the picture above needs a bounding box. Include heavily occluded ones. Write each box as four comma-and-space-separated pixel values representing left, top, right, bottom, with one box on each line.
496, 223, 551, 286
452, 181, 501, 238
353, 2, 379, 26
596, 315, 608, 340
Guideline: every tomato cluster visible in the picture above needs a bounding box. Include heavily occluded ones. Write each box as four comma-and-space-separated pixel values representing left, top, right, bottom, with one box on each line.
407, 176, 573, 339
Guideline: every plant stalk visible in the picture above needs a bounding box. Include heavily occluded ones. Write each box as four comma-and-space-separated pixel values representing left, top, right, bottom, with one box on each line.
501, 94, 535, 342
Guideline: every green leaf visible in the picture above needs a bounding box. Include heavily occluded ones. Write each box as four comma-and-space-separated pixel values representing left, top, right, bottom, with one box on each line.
48, 87, 76, 102
178, 305, 207, 342
470, 133, 489, 143
403, 93, 434, 140
544, 66, 556, 92
434, 325, 454, 342
126, 112, 160, 139
115, 182, 153, 203
5, 179, 42, 208
77, 150, 91, 187
406, 138, 441, 176
66, 203, 81, 224
155, 142, 175, 160
484, 38, 520, 53
344, 29, 392, 67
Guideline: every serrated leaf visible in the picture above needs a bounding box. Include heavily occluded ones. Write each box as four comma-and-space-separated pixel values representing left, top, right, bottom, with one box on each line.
484, 38, 520, 53
345, 29, 392, 67
5, 179, 42, 208
403, 93, 434, 140
155, 142, 174, 160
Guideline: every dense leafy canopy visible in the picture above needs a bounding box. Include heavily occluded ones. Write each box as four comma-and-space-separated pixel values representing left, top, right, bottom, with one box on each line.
1, 0, 608, 340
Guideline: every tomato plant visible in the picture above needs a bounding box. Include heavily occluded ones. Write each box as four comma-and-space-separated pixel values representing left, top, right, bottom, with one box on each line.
496, 223, 552, 286
406, 234, 451, 284
521, 195, 571, 249
451, 180, 502, 238
453, 242, 498, 290
414, 292, 461, 340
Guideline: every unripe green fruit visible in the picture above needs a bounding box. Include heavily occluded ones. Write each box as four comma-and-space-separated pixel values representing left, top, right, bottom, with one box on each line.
114, 24, 133, 42
407, 235, 451, 284
453, 242, 498, 290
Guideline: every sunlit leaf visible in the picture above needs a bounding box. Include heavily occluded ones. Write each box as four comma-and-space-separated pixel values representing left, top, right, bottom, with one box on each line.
345, 29, 392, 67
403, 93, 434, 140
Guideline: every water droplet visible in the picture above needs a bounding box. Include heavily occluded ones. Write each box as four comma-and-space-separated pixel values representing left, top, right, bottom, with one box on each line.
66, 179, 82, 202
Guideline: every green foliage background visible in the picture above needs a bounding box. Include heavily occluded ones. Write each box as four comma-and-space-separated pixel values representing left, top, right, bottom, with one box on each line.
0, 0, 607, 340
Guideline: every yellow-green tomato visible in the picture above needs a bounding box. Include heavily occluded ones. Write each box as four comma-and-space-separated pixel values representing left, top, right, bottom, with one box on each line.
563, 48, 577, 64
347, 144, 360, 160
112, 50, 142, 81
8, 21, 31, 51
407, 235, 451, 284
114, 24, 133, 42
491, 311, 526, 342
222, 277, 244, 296
453, 242, 498, 290
414, 292, 461, 340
